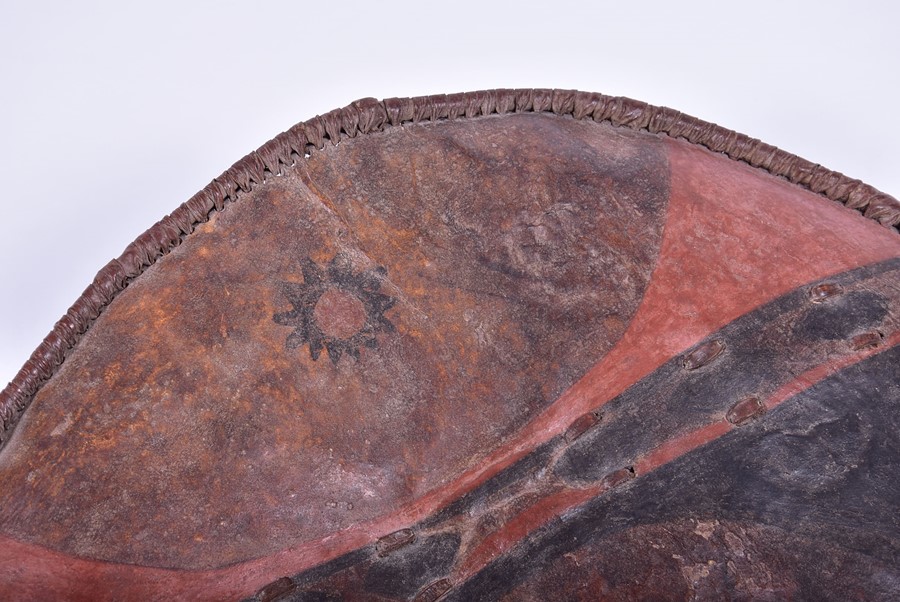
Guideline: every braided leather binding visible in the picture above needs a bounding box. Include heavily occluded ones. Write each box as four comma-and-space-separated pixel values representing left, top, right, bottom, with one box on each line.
1, 89, 897, 448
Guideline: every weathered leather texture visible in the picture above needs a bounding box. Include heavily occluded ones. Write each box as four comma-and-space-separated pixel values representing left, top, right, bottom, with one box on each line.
2, 90, 898, 447
0, 90, 898, 601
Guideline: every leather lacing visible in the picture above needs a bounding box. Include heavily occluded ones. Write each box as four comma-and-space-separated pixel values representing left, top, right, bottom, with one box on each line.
1, 88, 898, 448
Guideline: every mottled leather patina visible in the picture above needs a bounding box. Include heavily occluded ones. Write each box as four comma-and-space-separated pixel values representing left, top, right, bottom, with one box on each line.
0, 90, 898, 601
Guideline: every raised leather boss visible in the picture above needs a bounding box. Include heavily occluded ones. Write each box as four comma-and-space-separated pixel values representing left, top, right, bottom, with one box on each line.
1, 90, 898, 601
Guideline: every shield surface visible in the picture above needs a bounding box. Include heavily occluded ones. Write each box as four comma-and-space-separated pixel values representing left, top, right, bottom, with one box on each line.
1, 90, 898, 601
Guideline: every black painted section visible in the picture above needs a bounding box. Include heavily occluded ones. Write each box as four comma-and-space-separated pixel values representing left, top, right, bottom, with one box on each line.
554, 259, 898, 485
290, 548, 374, 590
794, 290, 889, 341
363, 532, 461, 598
449, 346, 900, 600
273, 253, 396, 364
273, 257, 900, 600
240, 547, 372, 602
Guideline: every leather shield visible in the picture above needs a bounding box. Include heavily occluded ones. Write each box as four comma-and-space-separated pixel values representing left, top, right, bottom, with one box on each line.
1, 90, 898, 601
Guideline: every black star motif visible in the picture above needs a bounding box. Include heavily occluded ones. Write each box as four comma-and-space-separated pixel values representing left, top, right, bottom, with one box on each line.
273, 253, 396, 364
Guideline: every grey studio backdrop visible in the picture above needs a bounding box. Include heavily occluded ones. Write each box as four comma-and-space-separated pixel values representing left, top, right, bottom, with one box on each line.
1, 1, 898, 389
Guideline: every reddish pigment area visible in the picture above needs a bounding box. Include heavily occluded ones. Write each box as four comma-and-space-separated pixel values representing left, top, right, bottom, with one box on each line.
0, 114, 669, 573
0, 115, 898, 601
520, 136, 900, 433
2, 331, 894, 601
313, 288, 367, 339
456, 332, 900, 584
426, 134, 900, 499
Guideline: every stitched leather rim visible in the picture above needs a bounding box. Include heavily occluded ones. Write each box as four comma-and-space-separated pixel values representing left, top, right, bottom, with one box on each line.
1, 88, 898, 449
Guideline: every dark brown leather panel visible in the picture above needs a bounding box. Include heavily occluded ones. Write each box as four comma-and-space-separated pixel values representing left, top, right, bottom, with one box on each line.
0, 113, 669, 569
0, 90, 896, 601
2, 90, 898, 453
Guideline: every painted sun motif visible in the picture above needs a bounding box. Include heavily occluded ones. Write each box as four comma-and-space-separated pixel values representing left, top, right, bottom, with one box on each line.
274, 253, 396, 364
